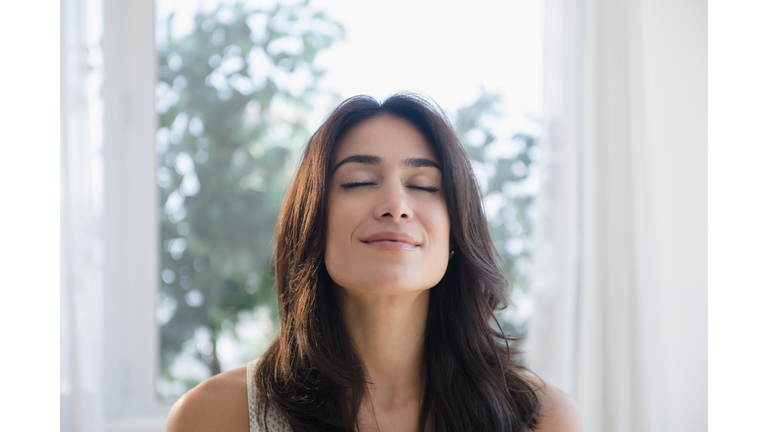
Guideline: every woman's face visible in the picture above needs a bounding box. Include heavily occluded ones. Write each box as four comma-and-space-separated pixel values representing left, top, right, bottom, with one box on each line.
325, 115, 451, 295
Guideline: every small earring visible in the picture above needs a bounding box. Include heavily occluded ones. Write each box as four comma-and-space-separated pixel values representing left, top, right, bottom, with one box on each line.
450, 250, 455, 259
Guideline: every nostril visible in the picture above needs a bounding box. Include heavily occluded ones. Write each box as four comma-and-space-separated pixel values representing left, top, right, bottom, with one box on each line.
377, 211, 410, 219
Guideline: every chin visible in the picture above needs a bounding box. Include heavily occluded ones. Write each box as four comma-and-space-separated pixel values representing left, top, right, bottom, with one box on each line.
326, 259, 447, 296
339, 273, 441, 296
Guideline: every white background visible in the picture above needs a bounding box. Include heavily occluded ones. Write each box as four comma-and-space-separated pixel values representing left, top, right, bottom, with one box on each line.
0, 0, 765, 430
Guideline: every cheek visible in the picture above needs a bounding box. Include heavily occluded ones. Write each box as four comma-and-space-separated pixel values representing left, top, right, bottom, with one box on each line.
325, 201, 342, 255
324, 196, 357, 265
420, 204, 451, 288
324, 196, 371, 290
428, 204, 451, 251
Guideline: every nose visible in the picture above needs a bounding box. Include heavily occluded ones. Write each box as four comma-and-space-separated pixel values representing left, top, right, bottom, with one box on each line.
374, 181, 413, 222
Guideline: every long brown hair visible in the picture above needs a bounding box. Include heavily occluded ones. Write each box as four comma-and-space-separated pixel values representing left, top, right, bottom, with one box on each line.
254, 93, 541, 431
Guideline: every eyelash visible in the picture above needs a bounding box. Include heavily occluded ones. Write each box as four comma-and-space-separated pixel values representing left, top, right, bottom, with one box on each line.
340, 182, 439, 193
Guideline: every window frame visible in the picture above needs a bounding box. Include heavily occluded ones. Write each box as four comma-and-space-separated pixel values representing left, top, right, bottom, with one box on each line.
102, 0, 170, 429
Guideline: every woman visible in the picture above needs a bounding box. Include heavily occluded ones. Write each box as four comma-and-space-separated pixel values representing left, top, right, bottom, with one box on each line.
167, 93, 581, 432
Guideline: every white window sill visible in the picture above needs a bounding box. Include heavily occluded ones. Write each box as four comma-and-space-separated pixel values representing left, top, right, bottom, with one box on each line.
105, 416, 168, 432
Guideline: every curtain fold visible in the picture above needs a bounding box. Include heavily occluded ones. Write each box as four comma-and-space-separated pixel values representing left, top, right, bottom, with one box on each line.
528, 1, 706, 431
61, 0, 104, 430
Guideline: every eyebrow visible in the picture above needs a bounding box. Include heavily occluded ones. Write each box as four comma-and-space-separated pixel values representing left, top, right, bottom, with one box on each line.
332, 154, 442, 173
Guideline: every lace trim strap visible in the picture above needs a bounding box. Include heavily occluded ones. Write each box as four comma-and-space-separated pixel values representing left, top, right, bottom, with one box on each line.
247, 359, 259, 432
246, 359, 293, 432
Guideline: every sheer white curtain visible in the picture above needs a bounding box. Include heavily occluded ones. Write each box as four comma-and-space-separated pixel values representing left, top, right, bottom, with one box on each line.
61, 0, 104, 430
527, 0, 706, 431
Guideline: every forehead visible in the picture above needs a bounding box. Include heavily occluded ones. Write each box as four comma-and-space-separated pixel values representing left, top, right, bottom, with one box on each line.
331, 115, 437, 165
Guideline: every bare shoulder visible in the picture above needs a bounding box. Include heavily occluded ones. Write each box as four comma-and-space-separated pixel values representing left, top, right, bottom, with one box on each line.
524, 375, 583, 432
166, 366, 249, 432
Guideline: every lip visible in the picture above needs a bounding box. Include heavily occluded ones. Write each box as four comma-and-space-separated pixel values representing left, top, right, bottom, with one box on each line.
360, 230, 420, 250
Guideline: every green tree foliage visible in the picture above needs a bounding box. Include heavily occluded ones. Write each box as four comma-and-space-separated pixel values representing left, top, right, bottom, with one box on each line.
155, 1, 343, 399
454, 90, 539, 339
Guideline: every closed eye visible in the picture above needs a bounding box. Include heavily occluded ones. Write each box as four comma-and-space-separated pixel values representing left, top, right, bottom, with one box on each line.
340, 182, 439, 193
409, 185, 439, 193
340, 181, 376, 189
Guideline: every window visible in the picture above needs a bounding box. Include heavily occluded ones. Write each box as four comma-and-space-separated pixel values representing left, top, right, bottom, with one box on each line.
153, 0, 544, 400
101, 0, 544, 427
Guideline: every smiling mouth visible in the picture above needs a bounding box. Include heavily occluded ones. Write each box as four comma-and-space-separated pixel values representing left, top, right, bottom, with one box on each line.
362, 240, 419, 251
359, 231, 420, 250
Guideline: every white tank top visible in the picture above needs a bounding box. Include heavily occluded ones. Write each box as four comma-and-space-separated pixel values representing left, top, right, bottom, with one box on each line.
246, 359, 293, 432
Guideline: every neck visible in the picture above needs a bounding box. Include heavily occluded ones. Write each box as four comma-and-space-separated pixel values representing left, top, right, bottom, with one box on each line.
336, 286, 430, 405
